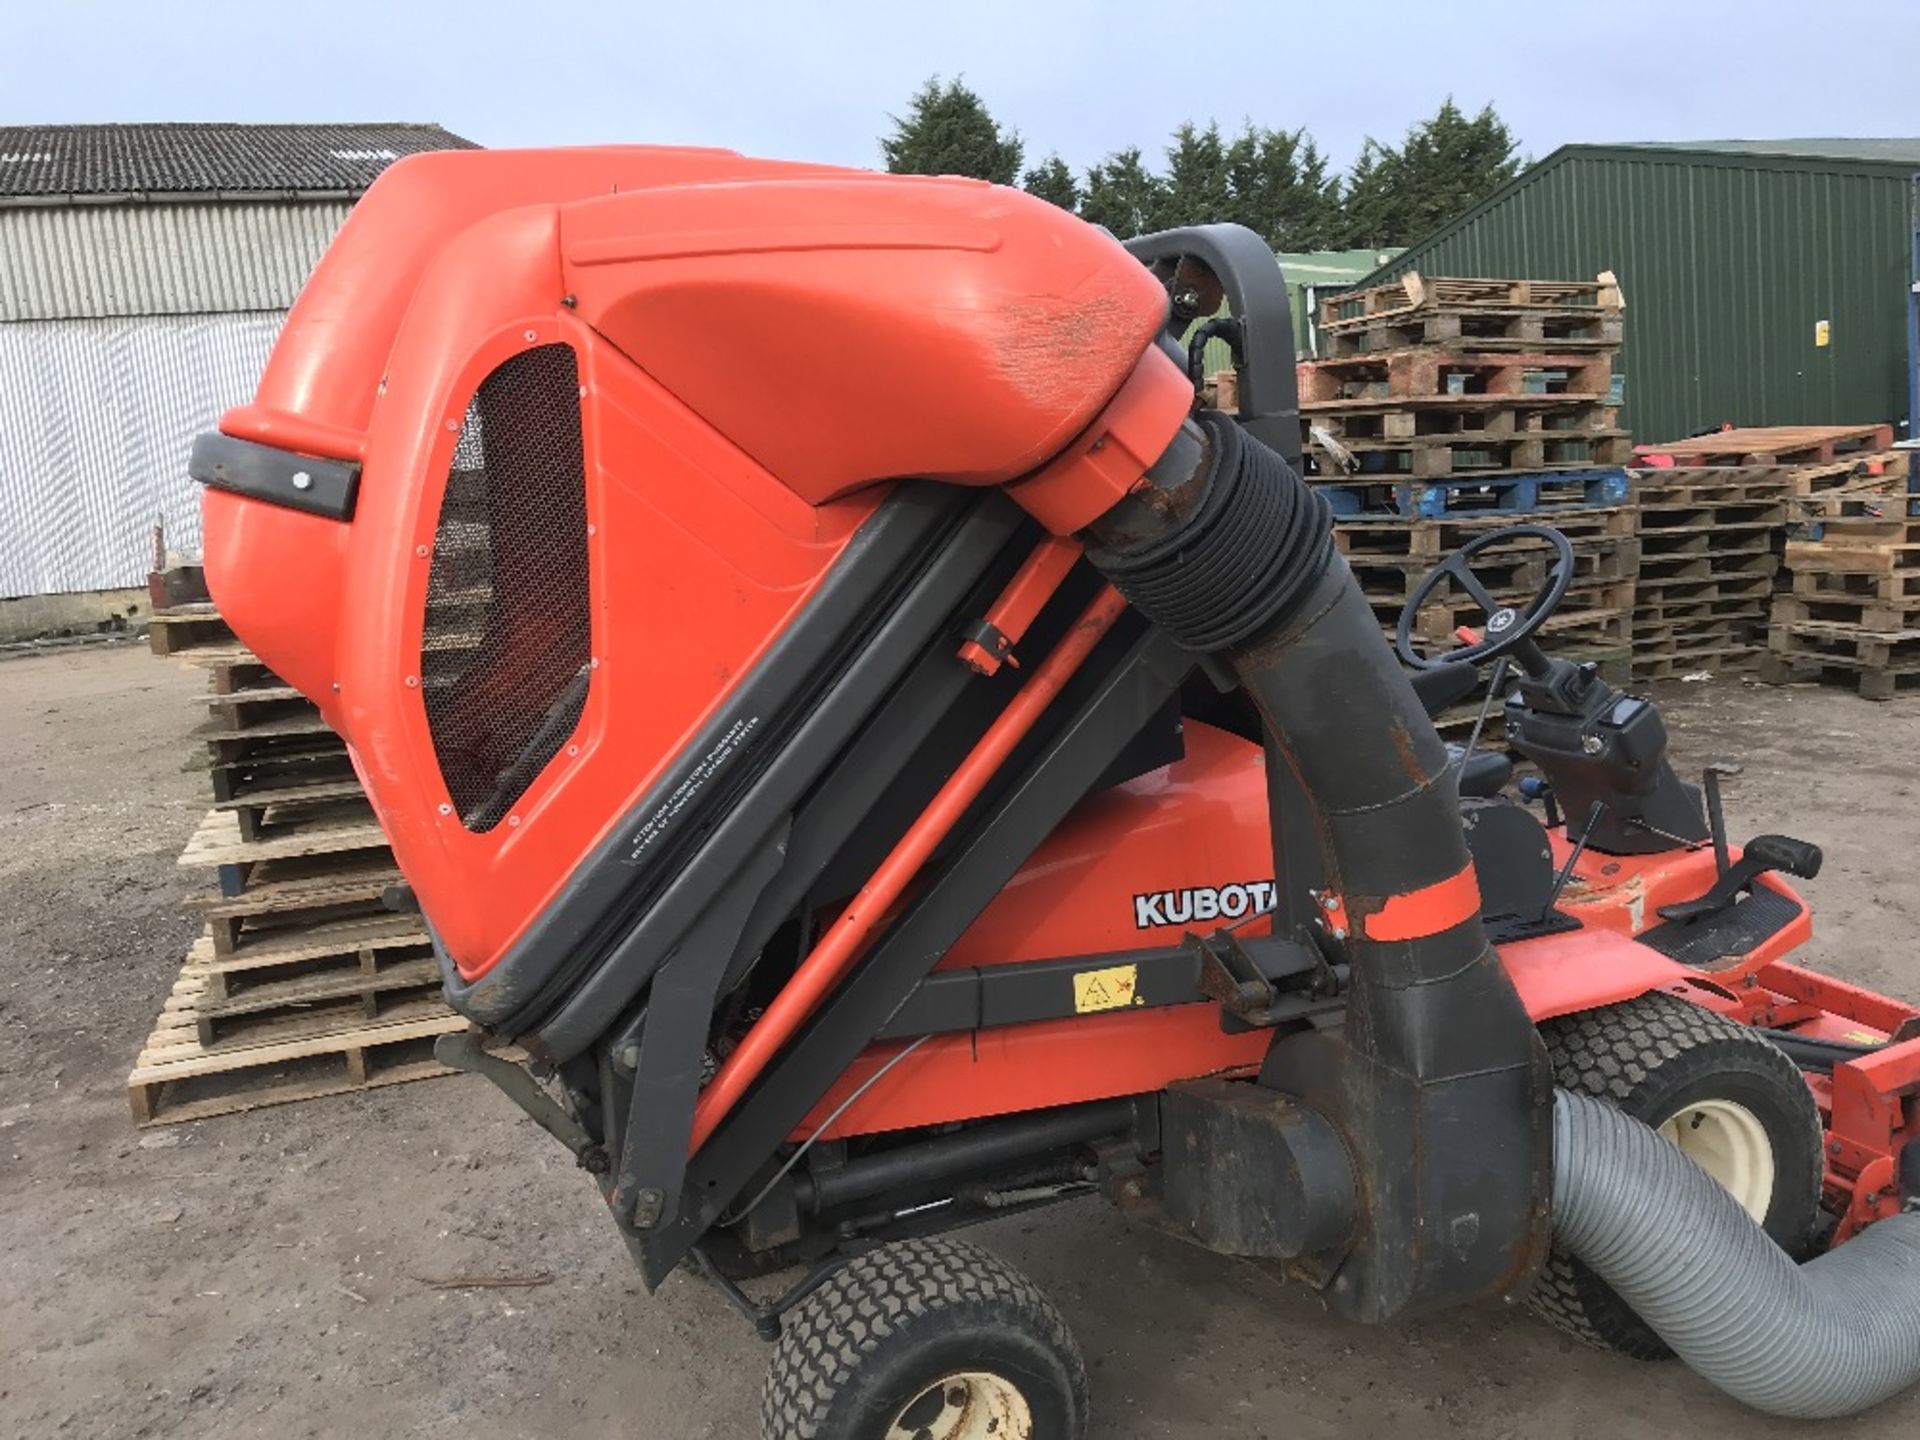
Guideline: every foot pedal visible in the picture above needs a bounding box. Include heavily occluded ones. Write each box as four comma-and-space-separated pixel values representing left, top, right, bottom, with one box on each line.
1657, 833, 1822, 924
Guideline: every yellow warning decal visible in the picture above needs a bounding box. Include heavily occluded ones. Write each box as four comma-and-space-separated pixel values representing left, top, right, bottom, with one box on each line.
1073, 963, 1140, 1014
1845, 1030, 1883, 1044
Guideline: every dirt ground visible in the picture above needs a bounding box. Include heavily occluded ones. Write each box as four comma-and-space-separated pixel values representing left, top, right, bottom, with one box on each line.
4, 642, 1920, 1440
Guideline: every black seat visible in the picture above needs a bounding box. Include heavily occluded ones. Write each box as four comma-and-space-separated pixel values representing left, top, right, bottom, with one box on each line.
1450, 745, 1514, 799
1409, 661, 1482, 719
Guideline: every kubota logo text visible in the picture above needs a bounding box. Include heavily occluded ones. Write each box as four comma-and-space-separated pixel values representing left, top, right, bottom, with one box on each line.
1133, 879, 1278, 929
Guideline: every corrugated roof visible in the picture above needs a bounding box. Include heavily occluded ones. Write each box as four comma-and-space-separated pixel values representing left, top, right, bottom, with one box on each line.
0, 123, 477, 200
1606, 138, 1920, 166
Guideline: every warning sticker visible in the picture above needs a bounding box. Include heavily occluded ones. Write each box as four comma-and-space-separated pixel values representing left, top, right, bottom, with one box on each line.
1072, 963, 1140, 1014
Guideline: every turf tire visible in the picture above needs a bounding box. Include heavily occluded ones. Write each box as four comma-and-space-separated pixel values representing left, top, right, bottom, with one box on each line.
762, 1236, 1088, 1440
1531, 990, 1824, 1360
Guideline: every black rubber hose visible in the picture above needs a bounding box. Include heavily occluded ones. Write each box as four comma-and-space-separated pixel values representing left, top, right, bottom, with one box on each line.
1085, 413, 1335, 652
1082, 413, 1550, 1323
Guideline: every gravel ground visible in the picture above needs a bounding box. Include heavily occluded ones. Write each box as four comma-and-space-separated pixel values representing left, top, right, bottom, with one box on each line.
3, 642, 1919, 1439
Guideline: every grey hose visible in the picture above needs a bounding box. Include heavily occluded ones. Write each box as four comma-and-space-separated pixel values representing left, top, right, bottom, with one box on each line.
1553, 1088, 1920, 1419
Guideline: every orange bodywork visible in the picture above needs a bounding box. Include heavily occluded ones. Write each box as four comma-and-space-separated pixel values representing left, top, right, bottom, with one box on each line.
790, 722, 1833, 1139
202, 147, 1188, 980
200, 147, 1912, 1226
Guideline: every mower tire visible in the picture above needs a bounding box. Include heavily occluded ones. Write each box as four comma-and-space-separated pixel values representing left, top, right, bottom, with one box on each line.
763, 1236, 1088, 1440
1532, 990, 1825, 1360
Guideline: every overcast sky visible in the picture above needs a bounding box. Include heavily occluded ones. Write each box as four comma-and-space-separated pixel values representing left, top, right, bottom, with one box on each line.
9, 1, 1920, 176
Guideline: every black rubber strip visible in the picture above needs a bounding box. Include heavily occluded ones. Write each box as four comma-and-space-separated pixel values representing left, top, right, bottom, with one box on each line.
1085, 412, 1335, 653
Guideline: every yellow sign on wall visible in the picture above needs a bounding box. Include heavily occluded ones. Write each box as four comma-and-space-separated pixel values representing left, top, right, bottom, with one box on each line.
1815, 319, 1831, 348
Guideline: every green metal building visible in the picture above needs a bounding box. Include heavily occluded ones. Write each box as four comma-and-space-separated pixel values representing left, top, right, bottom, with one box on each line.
1344, 140, 1920, 445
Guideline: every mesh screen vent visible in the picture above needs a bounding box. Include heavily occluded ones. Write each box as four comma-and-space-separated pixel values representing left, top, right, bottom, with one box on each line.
420, 343, 591, 832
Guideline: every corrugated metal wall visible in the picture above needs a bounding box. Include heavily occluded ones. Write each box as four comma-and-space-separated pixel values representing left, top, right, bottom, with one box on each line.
0, 201, 346, 320
1360, 153, 1917, 443
0, 313, 281, 597
0, 199, 349, 595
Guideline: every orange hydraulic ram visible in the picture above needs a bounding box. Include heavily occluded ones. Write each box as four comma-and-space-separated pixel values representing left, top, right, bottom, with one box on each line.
688, 585, 1131, 1151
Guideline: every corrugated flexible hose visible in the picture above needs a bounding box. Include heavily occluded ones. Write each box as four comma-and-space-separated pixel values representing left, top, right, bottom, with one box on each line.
1553, 1088, 1920, 1418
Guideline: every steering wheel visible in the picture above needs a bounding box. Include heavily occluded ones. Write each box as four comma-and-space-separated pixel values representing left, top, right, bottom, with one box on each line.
1395, 523, 1577, 670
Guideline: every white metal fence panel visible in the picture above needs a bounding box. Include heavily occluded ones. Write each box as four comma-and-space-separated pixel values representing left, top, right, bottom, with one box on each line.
0, 312, 281, 597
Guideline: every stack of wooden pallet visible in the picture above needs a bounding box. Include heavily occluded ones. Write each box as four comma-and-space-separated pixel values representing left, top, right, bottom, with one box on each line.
1627, 465, 1793, 680
1297, 272, 1637, 700
1628, 425, 1901, 686
1757, 440, 1919, 698
133, 574, 461, 1126
1303, 271, 1629, 487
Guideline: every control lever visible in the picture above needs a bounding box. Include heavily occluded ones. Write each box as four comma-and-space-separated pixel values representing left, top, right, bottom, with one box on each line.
1656, 834, 1825, 924
1702, 761, 1742, 879
1539, 800, 1608, 922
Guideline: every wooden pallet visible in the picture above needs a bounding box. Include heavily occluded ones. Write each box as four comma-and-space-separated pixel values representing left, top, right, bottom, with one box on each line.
1790, 567, 1920, 604
189, 850, 405, 955
1298, 348, 1616, 405
1769, 619, 1920, 667
1319, 272, 1623, 326
165, 919, 437, 1041
1632, 465, 1795, 509
127, 996, 463, 1126
1784, 527, 1920, 576
1320, 312, 1624, 358
1311, 429, 1634, 480
1637, 499, 1789, 534
148, 603, 234, 657
1758, 650, 1920, 700
1639, 424, 1895, 468
1632, 571, 1775, 606
1306, 396, 1620, 443
170, 637, 268, 670
1635, 555, 1779, 587
1772, 593, 1920, 635
185, 908, 429, 992
1334, 506, 1636, 564
1782, 452, 1912, 521
1792, 490, 1916, 525
1789, 449, 1909, 495
179, 801, 384, 868
1637, 526, 1780, 569
179, 802, 389, 899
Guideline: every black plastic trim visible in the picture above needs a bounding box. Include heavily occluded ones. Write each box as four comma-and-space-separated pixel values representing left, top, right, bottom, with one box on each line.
189, 431, 360, 521
639, 626, 1197, 1283
1123, 223, 1302, 466
449, 487, 1024, 1050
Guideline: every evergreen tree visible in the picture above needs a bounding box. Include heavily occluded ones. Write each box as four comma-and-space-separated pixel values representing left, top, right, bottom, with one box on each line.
1153, 122, 1231, 232
1339, 139, 1399, 248
1340, 99, 1522, 246
1021, 153, 1080, 212
1223, 124, 1344, 251
881, 76, 1024, 185
1078, 147, 1166, 239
